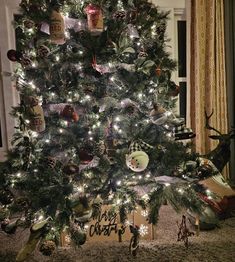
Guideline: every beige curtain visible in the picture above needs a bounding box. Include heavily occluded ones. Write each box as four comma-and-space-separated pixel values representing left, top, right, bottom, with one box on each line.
189, 0, 228, 154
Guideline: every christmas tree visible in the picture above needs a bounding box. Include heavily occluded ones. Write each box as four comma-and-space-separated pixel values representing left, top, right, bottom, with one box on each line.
0, 0, 222, 260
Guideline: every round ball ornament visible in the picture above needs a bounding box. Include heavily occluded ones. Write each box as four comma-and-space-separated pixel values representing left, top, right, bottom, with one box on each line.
7, 49, 23, 62
37, 45, 50, 58
23, 19, 35, 29
39, 240, 56, 256
126, 151, 149, 172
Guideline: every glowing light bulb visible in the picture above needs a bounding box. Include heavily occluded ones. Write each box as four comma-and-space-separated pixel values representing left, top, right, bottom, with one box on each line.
116, 180, 121, 186
45, 139, 50, 143
16, 172, 21, 178
59, 128, 63, 133
164, 183, 170, 187
115, 116, 120, 122
55, 56, 60, 61
25, 119, 30, 124
31, 131, 38, 138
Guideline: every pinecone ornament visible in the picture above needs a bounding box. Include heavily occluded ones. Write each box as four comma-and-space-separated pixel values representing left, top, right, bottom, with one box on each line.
45, 157, 56, 169
39, 240, 56, 256
138, 51, 148, 58
23, 19, 35, 29
20, 56, 32, 67
37, 45, 50, 58
113, 10, 126, 20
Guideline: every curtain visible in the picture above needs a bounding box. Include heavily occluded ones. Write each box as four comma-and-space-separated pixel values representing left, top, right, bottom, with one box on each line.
189, 0, 228, 153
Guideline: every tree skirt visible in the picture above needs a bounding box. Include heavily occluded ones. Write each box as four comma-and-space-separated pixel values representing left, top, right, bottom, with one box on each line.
0, 206, 234, 262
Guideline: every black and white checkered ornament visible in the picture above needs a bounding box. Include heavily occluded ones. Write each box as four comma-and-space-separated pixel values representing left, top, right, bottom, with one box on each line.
126, 139, 153, 172
174, 124, 196, 140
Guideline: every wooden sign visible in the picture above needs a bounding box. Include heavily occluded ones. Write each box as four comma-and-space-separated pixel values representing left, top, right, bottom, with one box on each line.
61, 205, 155, 246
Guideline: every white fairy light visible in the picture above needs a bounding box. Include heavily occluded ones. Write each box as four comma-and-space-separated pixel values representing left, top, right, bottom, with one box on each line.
139, 224, 148, 236
96, 121, 101, 127
136, 42, 141, 46
65, 31, 70, 38
146, 173, 151, 178
118, 129, 123, 134
45, 139, 50, 143
33, 169, 38, 173
110, 76, 115, 82
116, 180, 122, 186
138, 175, 142, 180
116, 199, 121, 205
59, 128, 63, 133
55, 56, 60, 61
31, 131, 38, 138
79, 50, 84, 55
206, 189, 211, 194
138, 93, 143, 98
89, 137, 93, 141
115, 116, 120, 122
166, 111, 172, 116
32, 62, 36, 68
51, 92, 55, 97
113, 124, 119, 130
178, 188, 184, 194
149, 88, 154, 93
84, 225, 89, 229
16, 172, 22, 178
88, 131, 92, 135
67, 98, 72, 102
38, 215, 44, 221
85, 95, 91, 101
25, 119, 30, 124
164, 183, 170, 187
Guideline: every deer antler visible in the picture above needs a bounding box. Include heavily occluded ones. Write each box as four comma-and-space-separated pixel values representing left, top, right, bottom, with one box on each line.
204, 109, 222, 135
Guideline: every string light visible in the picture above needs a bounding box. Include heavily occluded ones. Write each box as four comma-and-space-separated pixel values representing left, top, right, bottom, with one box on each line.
116, 180, 121, 186
164, 183, 170, 187
45, 139, 50, 143
16, 172, 22, 178
59, 128, 63, 133
31, 131, 38, 138
55, 56, 60, 61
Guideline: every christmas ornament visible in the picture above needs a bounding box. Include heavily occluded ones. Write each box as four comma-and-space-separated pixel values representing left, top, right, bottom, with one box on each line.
23, 19, 35, 29
50, 8, 65, 45
174, 123, 196, 140
37, 45, 50, 58
78, 149, 93, 164
150, 104, 169, 125
0, 189, 14, 205
39, 240, 56, 256
126, 140, 153, 172
197, 163, 214, 179
167, 81, 180, 97
26, 96, 45, 132
85, 4, 103, 35
7, 49, 23, 62
127, 24, 139, 38
70, 222, 87, 246
60, 105, 79, 122
127, 9, 138, 22
113, 10, 126, 20
20, 56, 33, 67
177, 215, 194, 248
45, 157, 57, 169
62, 163, 79, 175
155, 66, 162, 76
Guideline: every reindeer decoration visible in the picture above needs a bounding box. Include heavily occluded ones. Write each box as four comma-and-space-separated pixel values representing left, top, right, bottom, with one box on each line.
204, 110, 235, 172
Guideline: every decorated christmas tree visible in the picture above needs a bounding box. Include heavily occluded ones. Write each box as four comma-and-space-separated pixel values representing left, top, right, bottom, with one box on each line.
0, 0, 228, 260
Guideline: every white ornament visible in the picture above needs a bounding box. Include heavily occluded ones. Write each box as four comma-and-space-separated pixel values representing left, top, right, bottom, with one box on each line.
126, 150, 149, 172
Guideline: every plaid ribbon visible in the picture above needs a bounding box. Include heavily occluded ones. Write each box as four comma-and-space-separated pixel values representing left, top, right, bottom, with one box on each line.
173, 124, 196, 140
129, 139, 153, 154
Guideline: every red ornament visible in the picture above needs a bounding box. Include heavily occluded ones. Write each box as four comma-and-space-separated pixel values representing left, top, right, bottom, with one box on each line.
60, 105, 79, 122
85, 4, 103, 35
155, 66, 162, 77
78, 149, 93, 164
167, 82, 180, 97
7, 49, 23, 62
